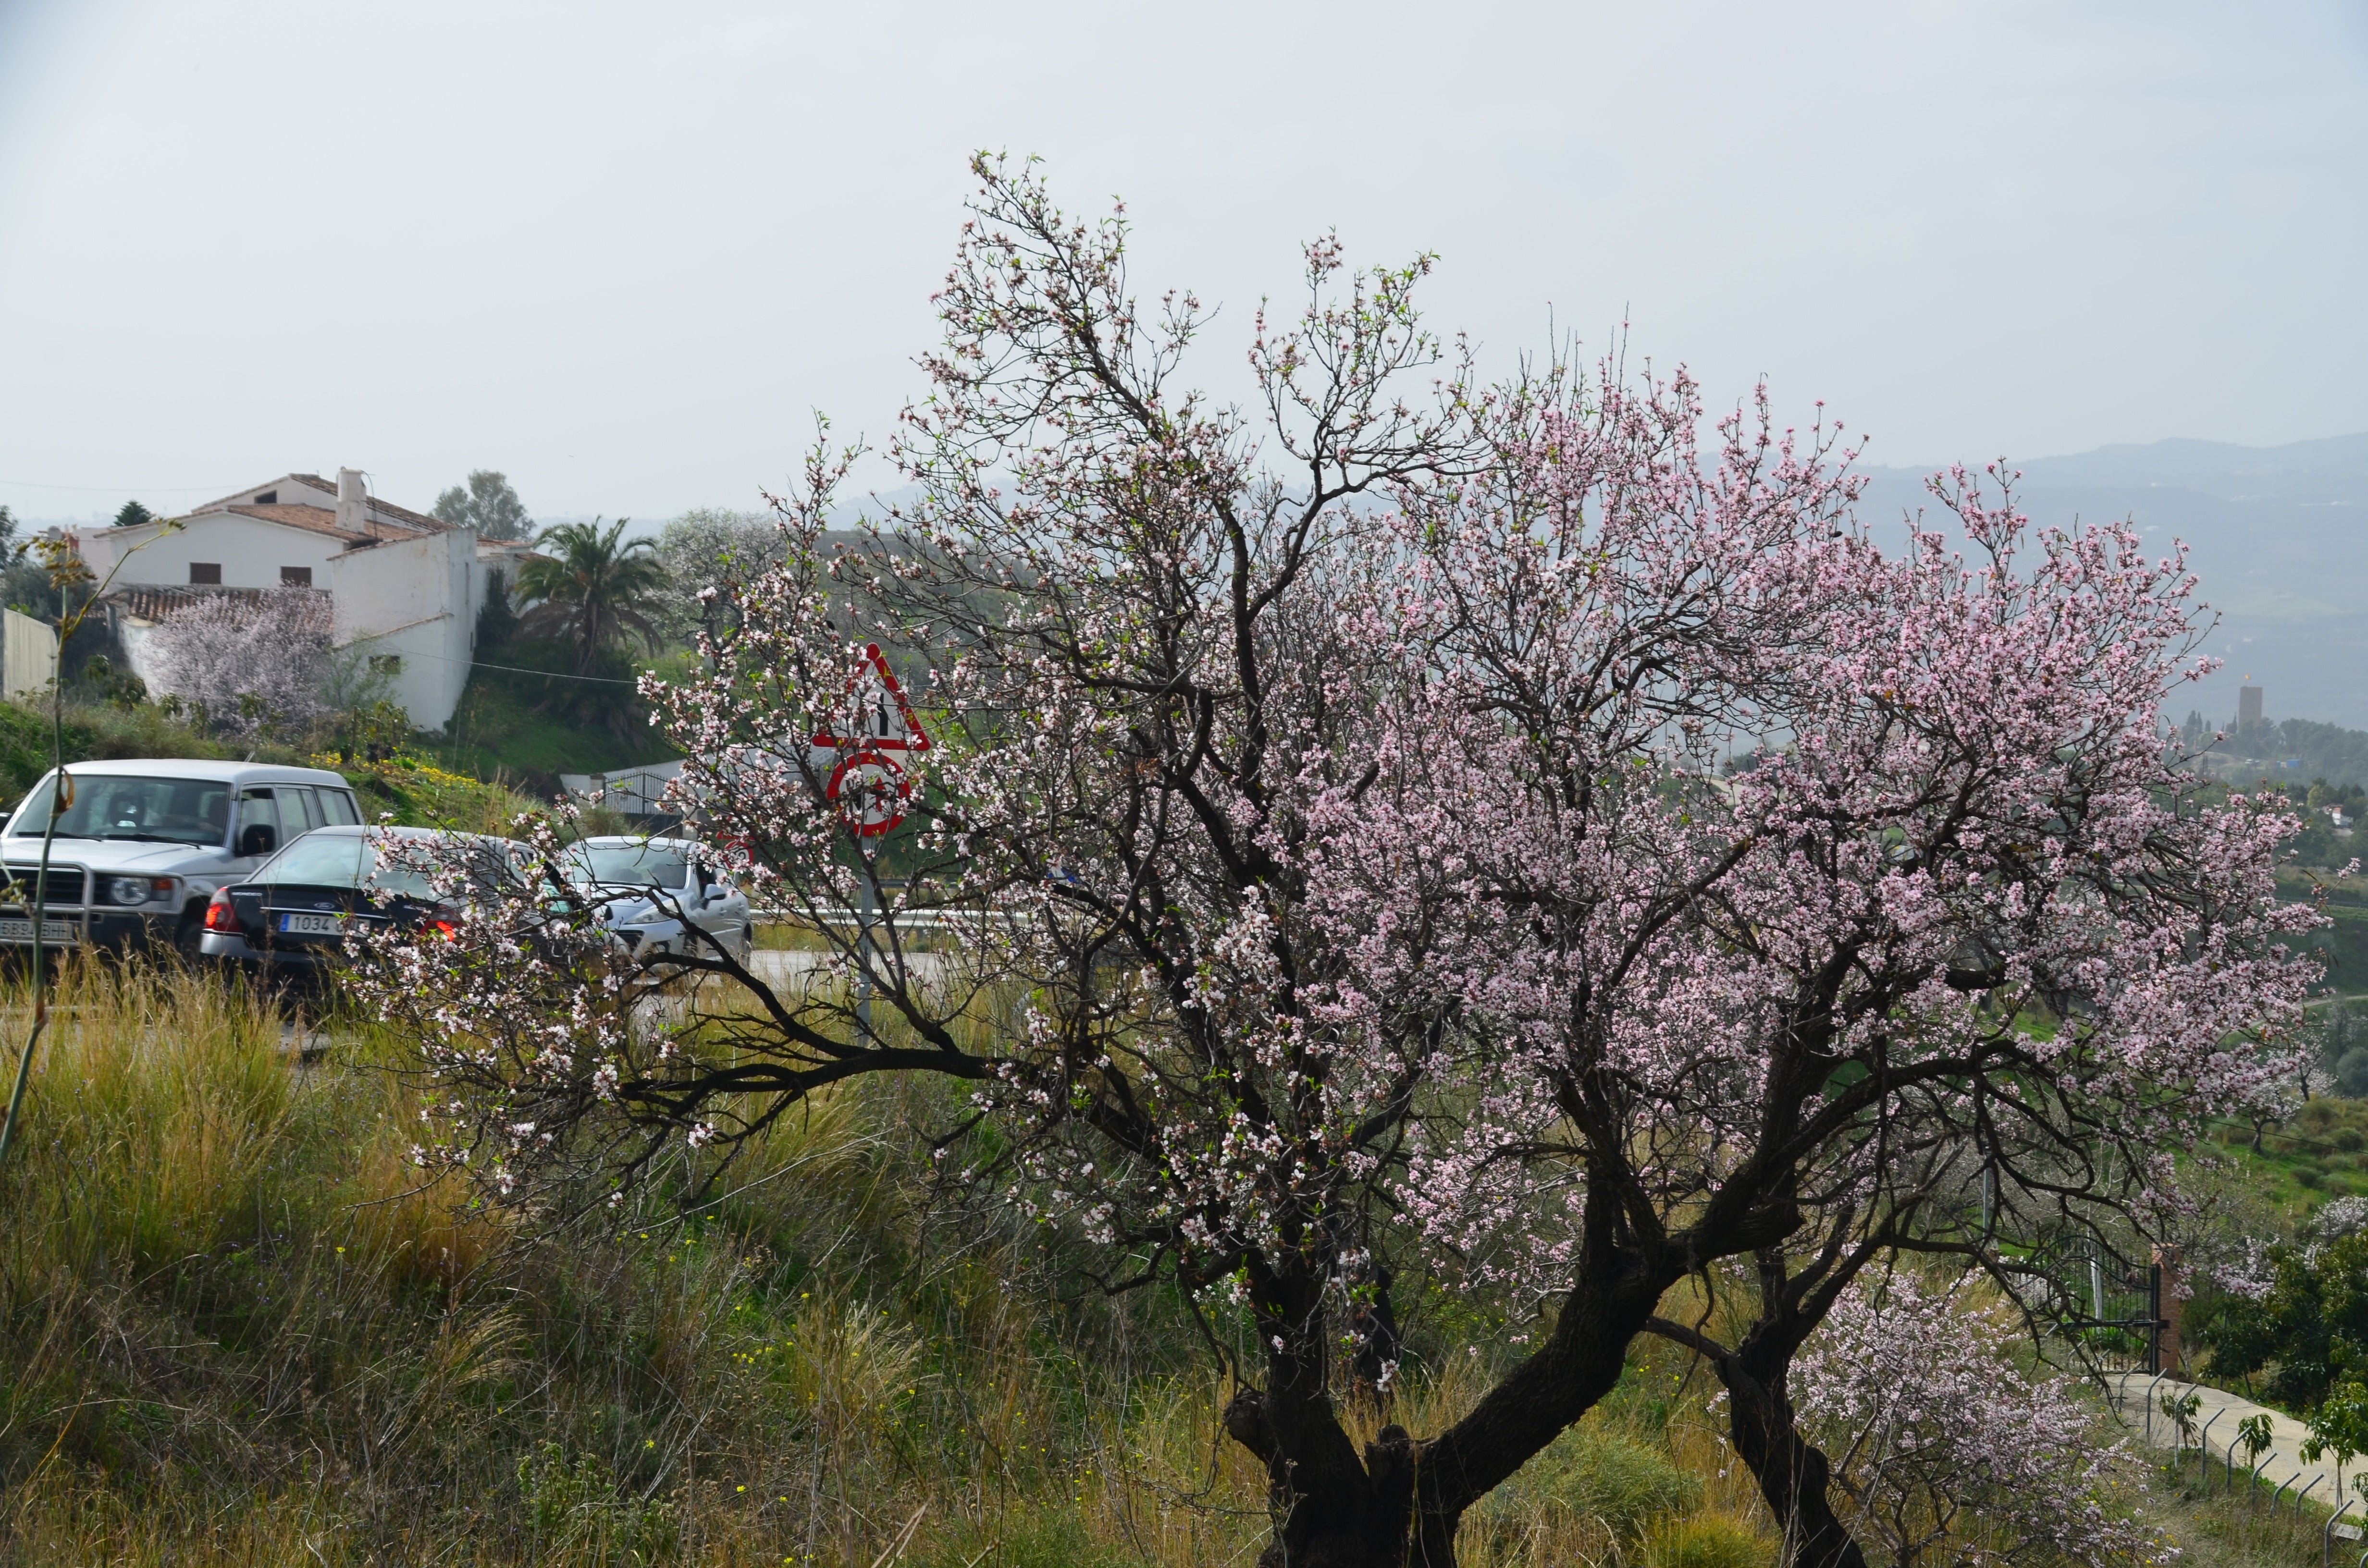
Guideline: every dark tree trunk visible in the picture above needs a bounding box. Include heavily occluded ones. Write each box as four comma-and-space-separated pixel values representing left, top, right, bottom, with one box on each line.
1224, 1238, 1673, 1568
1228, 1388, 1420, 1568
1715, 1344, 1869, 1568
1648, 1237, 1877, 1568
1223, 1143, 1806, 1565
1228, 1252, 1422, 1568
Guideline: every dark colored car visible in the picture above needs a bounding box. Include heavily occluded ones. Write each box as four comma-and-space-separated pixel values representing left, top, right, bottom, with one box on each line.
197, 824, 515, 976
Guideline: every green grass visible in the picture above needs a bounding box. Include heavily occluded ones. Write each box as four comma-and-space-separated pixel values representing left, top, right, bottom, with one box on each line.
0, 958, 1256, 1565
2133, 1452, 2356, 1568
2199, 1095, 2368, 1216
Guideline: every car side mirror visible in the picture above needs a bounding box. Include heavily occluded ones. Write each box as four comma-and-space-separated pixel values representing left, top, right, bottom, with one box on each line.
238, 824, 277, 858
703, 883, 727, 905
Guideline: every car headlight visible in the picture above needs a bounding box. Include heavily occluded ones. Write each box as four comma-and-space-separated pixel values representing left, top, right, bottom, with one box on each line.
110, 876, 173, 906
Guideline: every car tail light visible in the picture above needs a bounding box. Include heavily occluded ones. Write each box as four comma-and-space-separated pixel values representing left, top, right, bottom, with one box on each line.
432, 919, 457, 940
203, 889, 237, 932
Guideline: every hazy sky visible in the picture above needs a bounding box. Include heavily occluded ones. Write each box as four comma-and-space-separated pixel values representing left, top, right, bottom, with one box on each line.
2, 0, 2364, 524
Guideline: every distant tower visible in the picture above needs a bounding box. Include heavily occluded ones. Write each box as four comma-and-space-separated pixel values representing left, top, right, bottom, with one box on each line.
2238, 686, 2264, 728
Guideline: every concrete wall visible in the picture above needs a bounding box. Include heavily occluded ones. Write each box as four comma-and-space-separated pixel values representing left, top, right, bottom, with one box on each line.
2, 608, 55, 700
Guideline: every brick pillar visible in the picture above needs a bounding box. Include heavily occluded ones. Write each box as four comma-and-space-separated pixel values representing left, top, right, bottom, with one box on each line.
2154, 1246, 2184, 1376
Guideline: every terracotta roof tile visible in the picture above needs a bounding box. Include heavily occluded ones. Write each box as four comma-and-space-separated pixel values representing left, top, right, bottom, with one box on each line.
186, 474, 451, 537
103, 583, 332, 627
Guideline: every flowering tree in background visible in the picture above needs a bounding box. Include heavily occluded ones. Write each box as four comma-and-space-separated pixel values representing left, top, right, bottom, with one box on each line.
1788, 1272, 2165, 1568
351, 158, 2315, 1567
649, 506, 784, 646
143, 586, 331, 736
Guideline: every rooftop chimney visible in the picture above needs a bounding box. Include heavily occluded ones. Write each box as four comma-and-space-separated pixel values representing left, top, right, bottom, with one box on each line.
336, 468, 367, 534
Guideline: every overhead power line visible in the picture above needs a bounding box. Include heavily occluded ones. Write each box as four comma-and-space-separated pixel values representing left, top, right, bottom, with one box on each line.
0, 478, 242, 493
470, 659, 644, 686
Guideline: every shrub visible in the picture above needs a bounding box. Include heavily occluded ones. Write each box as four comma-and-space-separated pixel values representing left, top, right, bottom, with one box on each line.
1485, 1425, 1703, 1539
2201, 1226, 2368, 1407
1643, 1513, 1770, 1568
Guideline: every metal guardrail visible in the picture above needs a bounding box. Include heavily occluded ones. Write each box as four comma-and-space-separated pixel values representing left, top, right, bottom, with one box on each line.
753, 905, 1011, 934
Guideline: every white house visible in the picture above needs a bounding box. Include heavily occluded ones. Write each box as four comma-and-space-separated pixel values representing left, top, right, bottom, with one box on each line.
74, 469, 538, 732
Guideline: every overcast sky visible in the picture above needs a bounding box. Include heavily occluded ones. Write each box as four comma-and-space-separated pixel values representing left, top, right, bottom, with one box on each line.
1, 0, 2363, 525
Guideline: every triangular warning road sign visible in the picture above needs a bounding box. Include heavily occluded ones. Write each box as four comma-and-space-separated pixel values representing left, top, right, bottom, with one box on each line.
810, 642, 932, 754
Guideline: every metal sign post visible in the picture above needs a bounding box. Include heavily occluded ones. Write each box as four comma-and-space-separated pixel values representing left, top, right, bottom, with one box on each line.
810, 645, 933, 1046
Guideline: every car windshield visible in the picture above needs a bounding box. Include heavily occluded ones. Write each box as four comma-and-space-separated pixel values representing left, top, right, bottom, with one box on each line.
563, 844, 691, 890
8, 774, 231, 846
259, 833, 448, 900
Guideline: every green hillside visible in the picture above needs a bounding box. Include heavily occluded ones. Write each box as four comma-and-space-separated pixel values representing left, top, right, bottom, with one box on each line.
419, 656, 680, 803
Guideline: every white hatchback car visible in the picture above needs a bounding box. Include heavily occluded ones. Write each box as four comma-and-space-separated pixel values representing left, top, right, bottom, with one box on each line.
559, 835, 753, 963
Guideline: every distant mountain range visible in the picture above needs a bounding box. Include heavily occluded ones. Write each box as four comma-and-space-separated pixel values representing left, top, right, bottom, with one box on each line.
1854, 433, 2368, 730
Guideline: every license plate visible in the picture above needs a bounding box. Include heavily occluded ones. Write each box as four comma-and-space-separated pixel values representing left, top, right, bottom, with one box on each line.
0, 918, 77, 943
278, 912, 345, 935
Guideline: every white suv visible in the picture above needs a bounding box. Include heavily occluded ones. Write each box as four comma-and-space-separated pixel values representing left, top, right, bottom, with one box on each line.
0, 759, 364, 956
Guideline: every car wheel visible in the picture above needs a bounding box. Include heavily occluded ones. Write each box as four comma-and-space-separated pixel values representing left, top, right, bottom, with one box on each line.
174, 911, 205, 962
735, 923, 754, 964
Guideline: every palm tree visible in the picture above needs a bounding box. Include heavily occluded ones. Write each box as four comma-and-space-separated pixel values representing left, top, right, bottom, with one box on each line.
514, 518, 666, 675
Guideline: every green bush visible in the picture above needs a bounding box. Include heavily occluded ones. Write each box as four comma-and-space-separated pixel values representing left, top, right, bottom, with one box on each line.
0, 698, 265, 805
1643, 1513, 1770, 1568
2197, 1224, 2368, 1407
1485, 1425, 1702, 1538
513, 1441, 676, 1563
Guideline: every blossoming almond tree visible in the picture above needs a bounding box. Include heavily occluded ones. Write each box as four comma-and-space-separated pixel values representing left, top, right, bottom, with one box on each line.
144, 584, 333, 735
1252, 397, 2311, 1562
1388, 443, 2317, 1563
351, 159, 2313, 1568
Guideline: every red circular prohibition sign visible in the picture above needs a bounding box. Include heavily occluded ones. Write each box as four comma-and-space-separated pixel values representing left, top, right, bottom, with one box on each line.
825, 747, 913, 837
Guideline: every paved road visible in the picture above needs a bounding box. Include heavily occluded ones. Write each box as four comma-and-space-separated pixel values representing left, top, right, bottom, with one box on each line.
2110, 1372, 2365, 1517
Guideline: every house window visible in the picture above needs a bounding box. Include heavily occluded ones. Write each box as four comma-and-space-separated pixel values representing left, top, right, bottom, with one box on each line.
189, 563, 222, 585
280, 566, 312, 587
253, 490, 277, 505
369, 654, 402, 677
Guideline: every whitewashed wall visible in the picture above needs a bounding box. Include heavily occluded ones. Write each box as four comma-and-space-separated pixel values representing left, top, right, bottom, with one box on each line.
77, 515, 341, 589
328, 529, 480, 731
